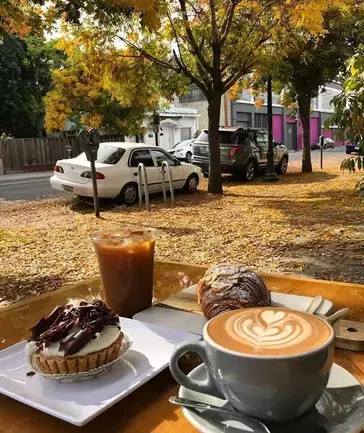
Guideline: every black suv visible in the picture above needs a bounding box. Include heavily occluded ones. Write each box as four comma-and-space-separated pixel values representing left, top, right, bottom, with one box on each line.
192, 127, 289, 180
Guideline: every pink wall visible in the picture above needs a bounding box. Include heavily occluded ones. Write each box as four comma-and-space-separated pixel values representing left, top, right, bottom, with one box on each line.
273, 115, 283, 142
323, 128, 344, 146
322, 128, 332, 139
310, 118, 319, 144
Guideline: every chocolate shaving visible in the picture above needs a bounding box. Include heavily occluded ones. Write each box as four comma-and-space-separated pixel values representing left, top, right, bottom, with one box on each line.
28, 301, 120, 356
26, 371, 36, 377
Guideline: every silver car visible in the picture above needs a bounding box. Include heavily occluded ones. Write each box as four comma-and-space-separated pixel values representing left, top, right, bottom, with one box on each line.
192, 127, 289, 180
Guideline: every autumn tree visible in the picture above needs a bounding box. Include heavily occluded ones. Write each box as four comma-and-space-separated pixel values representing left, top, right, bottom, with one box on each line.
0, 0, 42, 37
274, 4, 364, 172
45, 26, 186, 135
51, 1, 339, 194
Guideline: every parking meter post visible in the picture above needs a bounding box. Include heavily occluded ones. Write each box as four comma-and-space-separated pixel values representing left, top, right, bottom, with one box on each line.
90, 157, 100, 217
77, 128, 100, 218
320, 135, 324, 169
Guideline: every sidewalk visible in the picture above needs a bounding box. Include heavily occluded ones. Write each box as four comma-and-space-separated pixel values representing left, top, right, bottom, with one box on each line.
0, 170, 52, 183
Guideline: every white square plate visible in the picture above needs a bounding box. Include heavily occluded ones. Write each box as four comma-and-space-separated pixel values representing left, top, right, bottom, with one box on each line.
0, 318, 200, 426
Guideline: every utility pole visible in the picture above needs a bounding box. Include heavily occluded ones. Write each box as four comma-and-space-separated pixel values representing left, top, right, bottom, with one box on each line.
263, 75, 279, 183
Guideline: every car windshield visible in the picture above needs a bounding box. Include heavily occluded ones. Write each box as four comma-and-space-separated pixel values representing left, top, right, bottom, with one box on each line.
172, 140, 190, 149
74, 146, 125, 165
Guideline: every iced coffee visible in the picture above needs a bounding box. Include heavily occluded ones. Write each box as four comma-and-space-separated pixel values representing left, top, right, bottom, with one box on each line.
92, 228, 155, 317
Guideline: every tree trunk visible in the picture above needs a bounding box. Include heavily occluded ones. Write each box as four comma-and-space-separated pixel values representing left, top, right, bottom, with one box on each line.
207, 94, 223, 194
298, 94, 312, 173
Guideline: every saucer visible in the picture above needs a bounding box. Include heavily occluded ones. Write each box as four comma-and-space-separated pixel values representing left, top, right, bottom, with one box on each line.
179, 363, 364, 433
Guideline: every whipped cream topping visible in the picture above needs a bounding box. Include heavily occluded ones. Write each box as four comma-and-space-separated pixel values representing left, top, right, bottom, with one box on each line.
27, 300, 121, 357
26, 325, 120, 357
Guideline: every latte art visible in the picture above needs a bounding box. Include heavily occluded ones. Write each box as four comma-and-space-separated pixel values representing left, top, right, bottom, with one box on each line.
207, 307, 332, 356
229, 310, 312, 350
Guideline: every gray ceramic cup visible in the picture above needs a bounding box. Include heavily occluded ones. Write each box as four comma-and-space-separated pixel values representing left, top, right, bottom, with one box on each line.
169, 312, 335, 422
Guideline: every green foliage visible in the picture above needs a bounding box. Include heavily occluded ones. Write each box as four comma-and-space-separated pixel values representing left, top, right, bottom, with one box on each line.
0, 34, 64, 138
341, 156, 364, 172
331, 54, 364, 154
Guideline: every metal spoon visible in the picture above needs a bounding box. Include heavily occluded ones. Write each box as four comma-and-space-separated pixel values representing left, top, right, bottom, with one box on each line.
170, 396, 271, 433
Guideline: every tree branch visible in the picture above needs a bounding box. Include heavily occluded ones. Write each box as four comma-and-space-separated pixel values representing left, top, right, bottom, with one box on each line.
178, 0, 213, 74
162, 0, 188, 71
209, 0, 218, 44
220, 1, 241, 45
221, 1, 276, 73
117, 36, 179, 72
172, 49, 210, 95
222, 33, 271, 92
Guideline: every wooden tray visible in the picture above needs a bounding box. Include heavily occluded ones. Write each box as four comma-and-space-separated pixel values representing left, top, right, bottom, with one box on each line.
134, 286, 334, 335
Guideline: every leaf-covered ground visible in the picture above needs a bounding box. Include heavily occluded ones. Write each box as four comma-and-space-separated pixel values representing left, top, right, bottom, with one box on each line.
0, 162, 363, 307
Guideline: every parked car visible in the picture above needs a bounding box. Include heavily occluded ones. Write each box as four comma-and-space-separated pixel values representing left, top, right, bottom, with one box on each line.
167, 139, 195, 162
345, 139, 361, 154
311, 137, 335, 150
192, 127, 288, 180
50, 143, 203, 205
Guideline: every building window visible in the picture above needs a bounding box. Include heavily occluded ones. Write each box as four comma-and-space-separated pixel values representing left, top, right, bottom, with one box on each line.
237, 112, 252, 127
179, 84, 207, 103
311, 97, 319, 110
272, 92, 281, 105
180, 127, 192, 140
253, 92, 281, 105
254, 113, 268, 128
241, 90, 252, 102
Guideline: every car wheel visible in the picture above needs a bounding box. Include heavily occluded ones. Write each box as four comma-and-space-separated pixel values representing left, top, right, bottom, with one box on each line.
116, 183, 138, 206
346, 150, 351, 154
182, 173, 199, 193
276, 155, 288, 175
242, 161, 256, 181
185, 152, 192, 163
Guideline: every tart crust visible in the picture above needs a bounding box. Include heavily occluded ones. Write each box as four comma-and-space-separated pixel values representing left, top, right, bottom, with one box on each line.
33, 333, 123, 374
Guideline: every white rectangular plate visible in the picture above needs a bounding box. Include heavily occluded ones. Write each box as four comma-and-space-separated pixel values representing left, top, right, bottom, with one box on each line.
0, 318, 200, 426
134, 287, 334, 335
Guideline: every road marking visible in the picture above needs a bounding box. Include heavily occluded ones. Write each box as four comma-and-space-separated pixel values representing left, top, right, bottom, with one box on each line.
0, 178, 50, 187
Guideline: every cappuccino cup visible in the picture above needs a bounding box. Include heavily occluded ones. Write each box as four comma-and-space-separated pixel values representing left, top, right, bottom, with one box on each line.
169, 307, 334, 422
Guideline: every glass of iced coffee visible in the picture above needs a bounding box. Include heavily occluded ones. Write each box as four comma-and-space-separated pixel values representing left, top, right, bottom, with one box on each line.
92, 227, 155, 317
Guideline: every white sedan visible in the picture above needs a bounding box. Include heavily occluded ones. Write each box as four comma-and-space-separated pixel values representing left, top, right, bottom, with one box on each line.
167, 139, 195, 162
50, 143, 203, 205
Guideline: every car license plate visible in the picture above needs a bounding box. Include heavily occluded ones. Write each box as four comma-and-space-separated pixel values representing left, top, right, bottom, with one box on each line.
199, 146, 207, 154
63, 185, 74, 193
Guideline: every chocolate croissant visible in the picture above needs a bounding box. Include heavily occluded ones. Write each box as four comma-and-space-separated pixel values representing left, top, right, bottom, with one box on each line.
197, 264, 271, 319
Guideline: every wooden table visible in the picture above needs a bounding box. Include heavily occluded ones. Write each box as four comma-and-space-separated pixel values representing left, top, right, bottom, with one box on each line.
0, 260, 363, 433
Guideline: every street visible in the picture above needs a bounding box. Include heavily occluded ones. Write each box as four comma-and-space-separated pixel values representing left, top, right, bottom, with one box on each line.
288, 146, 346, 168
0, 172, 64, 201
0, 147, 347, 201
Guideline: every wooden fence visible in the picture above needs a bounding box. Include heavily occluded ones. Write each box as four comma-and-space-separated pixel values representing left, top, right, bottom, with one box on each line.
0, 134, 125, 173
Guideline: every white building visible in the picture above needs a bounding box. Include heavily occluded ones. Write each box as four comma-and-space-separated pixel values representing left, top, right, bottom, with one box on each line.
141, 106, 200, 150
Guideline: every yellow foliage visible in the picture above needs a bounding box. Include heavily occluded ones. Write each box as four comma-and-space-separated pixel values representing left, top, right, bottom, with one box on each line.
254, 98, 264, 110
